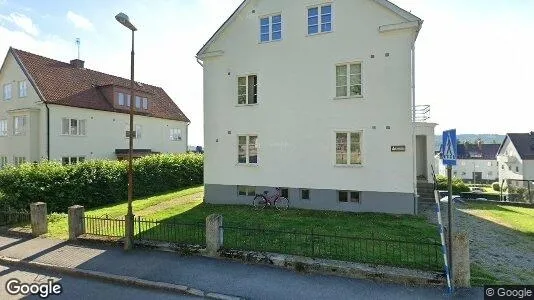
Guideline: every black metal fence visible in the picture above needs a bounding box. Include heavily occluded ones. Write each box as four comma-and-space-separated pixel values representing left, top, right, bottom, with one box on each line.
136, 217, 205, 246
501, 179, 534, 203
82, 215, 205, 246
222, 225, 443, 272
0, 211, 31, 226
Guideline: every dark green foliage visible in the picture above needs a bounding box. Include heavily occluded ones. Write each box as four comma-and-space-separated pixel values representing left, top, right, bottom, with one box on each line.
492, 182, 501, 192
435, 175, 470, 194
0, 154, 203, 213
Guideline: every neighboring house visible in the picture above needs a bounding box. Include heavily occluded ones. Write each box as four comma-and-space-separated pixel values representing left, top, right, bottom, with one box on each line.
0, 48, 190, 167
197, 0, 436, 214
437, 141, 500, 183
496, 132, 534, 187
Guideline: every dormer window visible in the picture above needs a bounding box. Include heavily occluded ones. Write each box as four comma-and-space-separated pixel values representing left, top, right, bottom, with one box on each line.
117, 92, 131, 107
118, 92, 125, 106
135, 96, 141, 109
142, 97, 148, 110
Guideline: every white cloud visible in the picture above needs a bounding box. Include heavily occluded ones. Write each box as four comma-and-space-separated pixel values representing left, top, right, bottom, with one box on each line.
0, 13, 39, 36
66, 11, 94, 31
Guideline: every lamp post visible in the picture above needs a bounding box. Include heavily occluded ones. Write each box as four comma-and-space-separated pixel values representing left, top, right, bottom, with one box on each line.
115, 12, 137, 250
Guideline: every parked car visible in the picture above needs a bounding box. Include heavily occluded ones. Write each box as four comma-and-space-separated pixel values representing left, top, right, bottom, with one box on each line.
469, 187, 485, 193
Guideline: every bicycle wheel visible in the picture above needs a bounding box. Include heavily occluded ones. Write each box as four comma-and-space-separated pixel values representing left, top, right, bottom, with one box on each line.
275, 197, 289, 210
253, 195, 267, 210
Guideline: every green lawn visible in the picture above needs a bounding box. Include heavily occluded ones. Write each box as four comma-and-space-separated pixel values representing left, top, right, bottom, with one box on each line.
463, 202, 534, 236
13, 186, 443, 271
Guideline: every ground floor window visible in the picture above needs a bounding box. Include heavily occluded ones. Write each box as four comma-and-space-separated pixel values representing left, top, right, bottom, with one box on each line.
13, 156, 26, 166
338, 191, 360, 203
62, 156, 85, 165
301, 189, 310, 200
237, 185, 256, 196
280, 188, 289, 199
0, 156, 7, 168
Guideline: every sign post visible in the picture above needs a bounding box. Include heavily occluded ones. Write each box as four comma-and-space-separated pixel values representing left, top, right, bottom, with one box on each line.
442, 129, 457, 291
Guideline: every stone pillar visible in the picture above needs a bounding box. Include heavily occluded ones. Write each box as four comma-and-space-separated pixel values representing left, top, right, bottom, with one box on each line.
452, 232, 470, 287
68, 205, 85, 241
30, 202, 48, 236
205, 214, 223, 256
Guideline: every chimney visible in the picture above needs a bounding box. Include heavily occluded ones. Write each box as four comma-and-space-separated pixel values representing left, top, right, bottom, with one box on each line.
70, 59, 85, 68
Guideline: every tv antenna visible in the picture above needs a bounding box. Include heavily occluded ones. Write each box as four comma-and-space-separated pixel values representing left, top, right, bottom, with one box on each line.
75, 38, 80, 60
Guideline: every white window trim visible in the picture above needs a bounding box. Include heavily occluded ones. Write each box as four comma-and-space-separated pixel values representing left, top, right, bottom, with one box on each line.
259, 13, 283, 43
18, 81, 28, 98
334, 130, 364, 167
62, 156, 86, 165
300, 189, 311, 200
237, 185, 256, 196
13, 115, 27, 136
0, 119, 7, 137
3, 83, 13, 100
338, 190, 362, 204
0, 156, 8, 168
237, 134, 259, 166
13, 156, 26, 166
170, 128, 182, 141
236, 75, 259, 106
125, 124, 142, 139
306, 2, 334, 36
61, 118, 87, 136
334, 61, 363, 100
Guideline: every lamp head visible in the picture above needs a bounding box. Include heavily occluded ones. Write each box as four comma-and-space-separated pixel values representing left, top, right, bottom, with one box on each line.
115, 13, 137, 31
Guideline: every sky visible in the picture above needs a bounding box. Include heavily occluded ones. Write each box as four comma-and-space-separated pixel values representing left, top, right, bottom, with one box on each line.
1, 0, 533, 146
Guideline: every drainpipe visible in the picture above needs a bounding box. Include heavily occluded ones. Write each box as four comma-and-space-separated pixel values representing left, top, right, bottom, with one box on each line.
411, 32, 418, 215
44, 102, 50, 160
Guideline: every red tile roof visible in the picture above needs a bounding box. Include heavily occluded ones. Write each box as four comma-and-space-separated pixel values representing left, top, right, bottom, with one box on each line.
10, 48, 190, 122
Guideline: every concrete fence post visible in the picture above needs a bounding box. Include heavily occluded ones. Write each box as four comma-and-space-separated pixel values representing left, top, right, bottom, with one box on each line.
205, 214, 223, 256
30, 202, 48, 236
68, 205, 85, 241
452, 232, 470, 287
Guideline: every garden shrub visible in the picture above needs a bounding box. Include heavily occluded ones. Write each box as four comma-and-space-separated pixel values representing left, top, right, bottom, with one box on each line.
492, 182, 500, 192
435, 175, 470, 194
0, 153, 203, 213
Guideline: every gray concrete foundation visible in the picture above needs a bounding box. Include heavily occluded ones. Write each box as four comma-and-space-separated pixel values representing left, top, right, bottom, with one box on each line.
30, 202, 48, 236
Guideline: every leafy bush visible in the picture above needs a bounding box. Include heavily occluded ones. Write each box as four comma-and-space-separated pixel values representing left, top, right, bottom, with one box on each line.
0, 153, 203, 213
492, 182, 500, 192
435, 175, 470, 194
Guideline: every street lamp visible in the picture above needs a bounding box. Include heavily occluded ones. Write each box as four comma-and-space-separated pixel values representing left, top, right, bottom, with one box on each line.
115, 12, 137, 250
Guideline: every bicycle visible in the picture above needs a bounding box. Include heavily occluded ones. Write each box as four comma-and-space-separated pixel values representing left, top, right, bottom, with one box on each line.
253, 187, 289, 210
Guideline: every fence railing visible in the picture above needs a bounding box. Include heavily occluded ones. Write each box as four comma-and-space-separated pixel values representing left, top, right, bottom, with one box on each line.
222, 225, 443, 272
84, 215, 126, 237
136, 217, 205, 246
0, 211, 31, 226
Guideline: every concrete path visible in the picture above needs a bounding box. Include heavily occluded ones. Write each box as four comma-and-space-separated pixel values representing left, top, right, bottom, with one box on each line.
0, 234, 483, 299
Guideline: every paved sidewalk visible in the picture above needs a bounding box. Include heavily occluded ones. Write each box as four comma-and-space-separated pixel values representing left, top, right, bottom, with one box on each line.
0, 234, 483, 299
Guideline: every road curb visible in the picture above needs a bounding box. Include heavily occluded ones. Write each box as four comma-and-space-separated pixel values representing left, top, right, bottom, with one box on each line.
0, 256, 244, 300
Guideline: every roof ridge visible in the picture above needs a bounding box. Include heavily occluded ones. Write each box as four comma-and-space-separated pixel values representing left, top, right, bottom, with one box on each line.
11, 48, 160, 90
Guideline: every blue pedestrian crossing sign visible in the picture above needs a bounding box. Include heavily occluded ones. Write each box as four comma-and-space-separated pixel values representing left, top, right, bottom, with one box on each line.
442, 129, 457, 166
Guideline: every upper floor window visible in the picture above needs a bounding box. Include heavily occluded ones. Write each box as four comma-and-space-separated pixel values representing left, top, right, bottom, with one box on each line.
308, 4, 332, 35
61, 118, 86, 136
238, 135, 258, 164
336, 132, 362, 165
125, 124, 142, 139
238, 75, 258, 105
3, 83, 12, 100
260, 14, 282, 42
13, 116, 27, 136
336, 63, 362, 97
170, 128, 182, 141
135, 96, 142, 109
118, 92, 125, 106
142, 97, 148, 110
19, 81, 28, 98
0, 119, 7, 136
0, 156, 7, 169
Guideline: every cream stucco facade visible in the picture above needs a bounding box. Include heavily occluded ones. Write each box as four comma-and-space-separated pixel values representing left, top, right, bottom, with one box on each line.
0, 51, 188, 165
198, 0, 434, 214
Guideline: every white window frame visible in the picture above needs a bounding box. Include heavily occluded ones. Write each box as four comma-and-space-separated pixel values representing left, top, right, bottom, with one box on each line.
142, 97, 148, 110
335, 62, 362, 99
125, 124, 142, 139
118, 92, 125, 106
18, 81, 28, 98
13, 156, 26, 166
62, 156, 86, 165
237, 75, 258, 105
135, 96, 142, 109
13, 116, 27, 136
237, 135, 259, 165
237, 185, 256, 196
0, 119, 7, 136
259, 13, 282, 43
307, 3, 333, 35
0, 156, 7, 168
338, 190, 361, 204
335, 131, 363, 166
3, 83, 12, 100
300, 189, 311, 200
61, 118, 86, 136
170, 128, 182, 141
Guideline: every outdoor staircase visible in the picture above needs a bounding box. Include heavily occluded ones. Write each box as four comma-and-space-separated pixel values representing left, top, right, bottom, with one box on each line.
417, 182, 436, 204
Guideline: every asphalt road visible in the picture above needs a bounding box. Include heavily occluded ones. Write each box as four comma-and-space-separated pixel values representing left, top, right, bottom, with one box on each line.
0, 264, 199, 300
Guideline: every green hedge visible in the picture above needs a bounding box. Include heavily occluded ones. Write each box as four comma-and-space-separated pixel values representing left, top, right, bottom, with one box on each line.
435, 175, 470, 194
0, 153, 203, 213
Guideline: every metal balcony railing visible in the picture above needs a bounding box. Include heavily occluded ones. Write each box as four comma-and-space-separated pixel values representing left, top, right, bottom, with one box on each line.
414, 105, 430, 122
